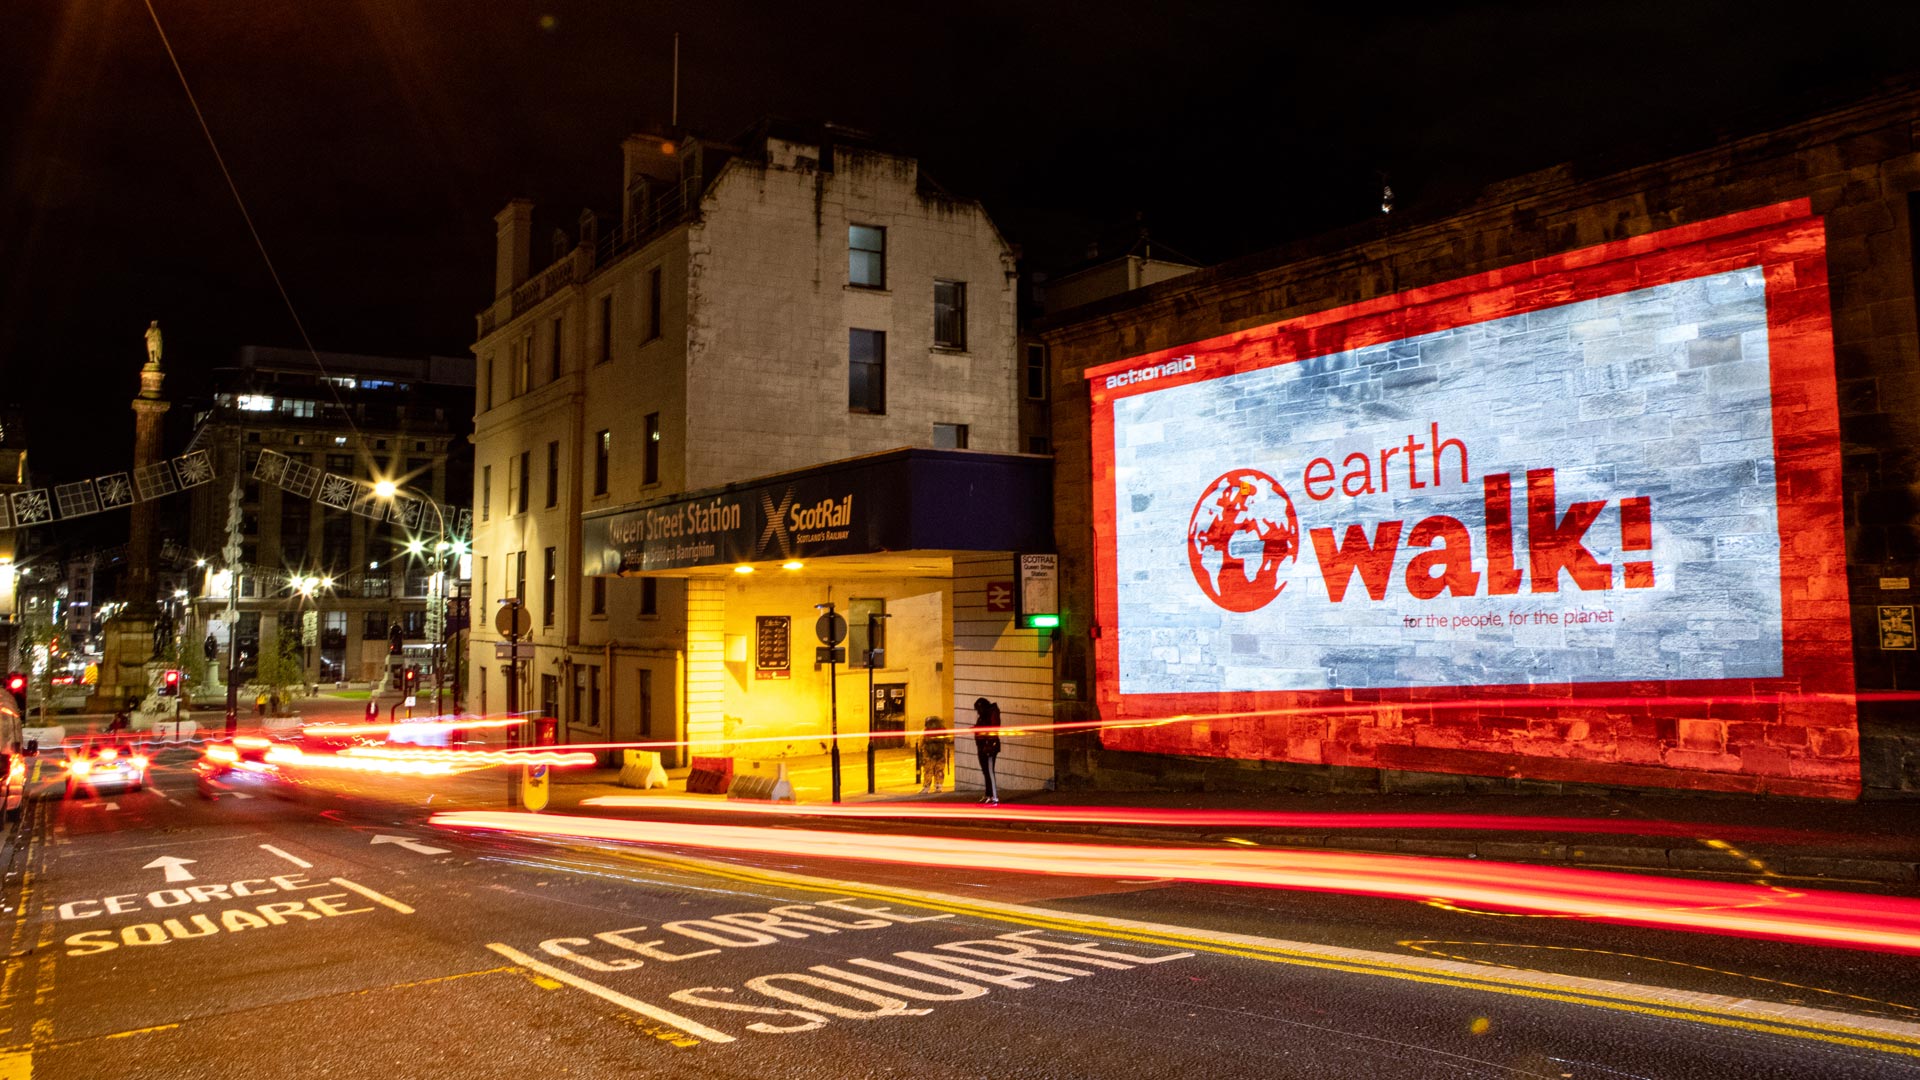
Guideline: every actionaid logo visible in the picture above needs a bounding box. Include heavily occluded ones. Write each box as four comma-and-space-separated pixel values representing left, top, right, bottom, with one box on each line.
1186, 424, 1656, 612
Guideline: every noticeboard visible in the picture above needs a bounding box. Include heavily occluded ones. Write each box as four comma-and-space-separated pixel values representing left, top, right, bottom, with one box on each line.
756, 615, 791, 679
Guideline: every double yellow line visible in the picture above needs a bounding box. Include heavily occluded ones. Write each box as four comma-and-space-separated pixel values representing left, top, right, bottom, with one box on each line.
566, 842, 1920, 1060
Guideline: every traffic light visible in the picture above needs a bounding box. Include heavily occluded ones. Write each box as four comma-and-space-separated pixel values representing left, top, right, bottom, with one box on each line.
388, 623, 404, 655
4, 673, 24, 712
402, 666, 418, 692
162, 669, 181, 696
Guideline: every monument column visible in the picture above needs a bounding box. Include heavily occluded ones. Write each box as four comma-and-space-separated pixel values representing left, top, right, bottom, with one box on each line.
125, 321, 170, 613
86, 322, 171, 713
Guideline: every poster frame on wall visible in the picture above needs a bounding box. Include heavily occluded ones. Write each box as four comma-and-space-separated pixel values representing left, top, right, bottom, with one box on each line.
1084, 199, 1857, 798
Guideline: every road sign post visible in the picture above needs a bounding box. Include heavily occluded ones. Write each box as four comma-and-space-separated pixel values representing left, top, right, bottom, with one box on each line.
815, 605, 848, 803
495, 599, 531, 807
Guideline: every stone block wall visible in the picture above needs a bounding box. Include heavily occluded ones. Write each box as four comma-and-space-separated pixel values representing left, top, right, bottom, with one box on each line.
1042, 86, 1920, 797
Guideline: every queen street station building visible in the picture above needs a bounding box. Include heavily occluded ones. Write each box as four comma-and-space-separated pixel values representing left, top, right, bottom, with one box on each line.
469, 121, 1054, 793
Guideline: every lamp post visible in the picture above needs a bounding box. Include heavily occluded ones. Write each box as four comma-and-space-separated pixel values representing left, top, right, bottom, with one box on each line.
374, 481, 461, 718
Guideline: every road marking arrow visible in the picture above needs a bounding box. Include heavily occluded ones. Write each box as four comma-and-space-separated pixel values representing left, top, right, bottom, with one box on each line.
370, 835, 450, 856
144, 856, 197, 883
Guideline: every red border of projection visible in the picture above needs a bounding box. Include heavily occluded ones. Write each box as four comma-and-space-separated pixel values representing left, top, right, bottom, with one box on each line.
1085, 201, 1858, 798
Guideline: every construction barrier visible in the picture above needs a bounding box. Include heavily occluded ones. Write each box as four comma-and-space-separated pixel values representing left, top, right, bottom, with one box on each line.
619, 750, 668, 790
685, 755, 734, 794
726, 762, 796, 803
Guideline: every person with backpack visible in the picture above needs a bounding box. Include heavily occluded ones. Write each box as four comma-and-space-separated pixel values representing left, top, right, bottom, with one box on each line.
971, 697, 1002, 805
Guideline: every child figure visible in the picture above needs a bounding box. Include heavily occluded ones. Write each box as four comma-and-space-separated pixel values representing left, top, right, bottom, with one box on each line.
918, 716, 952, 794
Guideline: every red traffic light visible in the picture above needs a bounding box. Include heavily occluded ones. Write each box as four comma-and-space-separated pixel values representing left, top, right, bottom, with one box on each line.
4, 673, 24, 694
164, 670, 181, 687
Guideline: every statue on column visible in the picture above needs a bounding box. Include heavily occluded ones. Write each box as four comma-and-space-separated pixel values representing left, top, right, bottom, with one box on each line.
145, 320, 164, 367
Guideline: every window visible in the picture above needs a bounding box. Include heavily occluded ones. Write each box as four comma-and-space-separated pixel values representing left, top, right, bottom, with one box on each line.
645, 267, 663, 341
849, 225, 885, 288
363, 612, 389, 639
504, 458, 518, 514
513, 550, 526, 601
849, 329, 886, 414
516, 451, 530, 514
934, 280, 967, 349
594, 429, 610, 495
638, 668, 652, 737
597, 294, 614, 364
1026, 343, 1048, 400
326, 454, 353, 473
644, 413, 660, 485
481, 465, 491, 520
281, 499, 311, 562
479, 556, 489, 612
401, 610, 426, 638
588, 667, 601, 728
549, 316, 564, 381
641, 577, 657, 616
591, 575, 606, 616
322, 508, 352, 567
849, 597, 886, 661
933, 423, 968, 449
542, 547, 556, 627
546, 441, 559, 508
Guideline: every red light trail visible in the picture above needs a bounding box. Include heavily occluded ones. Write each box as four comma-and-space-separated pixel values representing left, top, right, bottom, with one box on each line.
574, 795, 1823, 844
430, 810, 1920, 956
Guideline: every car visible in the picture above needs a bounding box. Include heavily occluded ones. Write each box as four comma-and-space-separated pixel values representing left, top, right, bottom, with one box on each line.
65, 737, 150, 799
194, 735, 287, 799
0, 698, 24, 818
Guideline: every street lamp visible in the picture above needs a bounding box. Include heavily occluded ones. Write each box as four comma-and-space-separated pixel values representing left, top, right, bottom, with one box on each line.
374, 483, 458, 717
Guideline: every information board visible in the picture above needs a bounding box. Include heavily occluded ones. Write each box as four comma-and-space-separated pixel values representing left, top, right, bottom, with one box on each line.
755, 615, 790, 679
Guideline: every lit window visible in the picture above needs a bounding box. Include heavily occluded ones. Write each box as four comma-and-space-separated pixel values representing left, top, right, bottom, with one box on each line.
934, 281, 966, 349
933, 423, 968, 449
1025, 343, 1048, 400
849, 329, 886, 414
236, 395, 274, 412
849, 225, 885, 288
644, 414, 660, 485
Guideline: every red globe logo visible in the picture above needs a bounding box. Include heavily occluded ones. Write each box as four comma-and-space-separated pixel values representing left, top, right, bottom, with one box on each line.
1187, 469, 1300, 612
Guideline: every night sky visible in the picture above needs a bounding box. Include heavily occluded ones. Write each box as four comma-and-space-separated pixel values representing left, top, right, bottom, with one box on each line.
5, 0, 1919, 485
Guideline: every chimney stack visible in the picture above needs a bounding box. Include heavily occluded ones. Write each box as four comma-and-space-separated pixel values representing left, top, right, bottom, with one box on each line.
494, 199, 534, 298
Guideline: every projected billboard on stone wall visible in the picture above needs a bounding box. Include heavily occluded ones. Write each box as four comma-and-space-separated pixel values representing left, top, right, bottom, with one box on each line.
1086, 201, 1858, 797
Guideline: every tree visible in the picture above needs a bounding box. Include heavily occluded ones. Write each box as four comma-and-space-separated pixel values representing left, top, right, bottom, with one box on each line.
158, 626, 210, 699
251, 631, 306, 716
15, 617, 63, 723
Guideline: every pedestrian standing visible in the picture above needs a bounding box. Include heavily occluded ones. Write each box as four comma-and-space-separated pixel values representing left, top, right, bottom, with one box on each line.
918, 716, 952, 794
971, 697, 1002, 805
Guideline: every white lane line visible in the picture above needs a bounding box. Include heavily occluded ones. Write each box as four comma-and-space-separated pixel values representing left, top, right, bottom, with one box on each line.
260, 844, 312, 869
330, 877, 415, 914
486, 943, 736, 1043
166, 797, 184, 807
